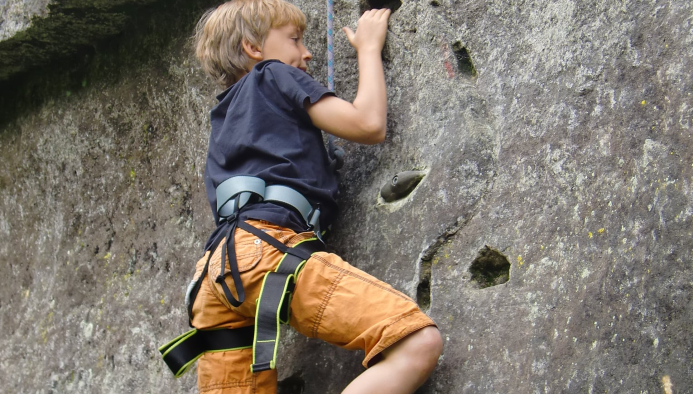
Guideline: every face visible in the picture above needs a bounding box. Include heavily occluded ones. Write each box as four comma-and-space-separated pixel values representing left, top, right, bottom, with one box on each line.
260, 24, 312, 71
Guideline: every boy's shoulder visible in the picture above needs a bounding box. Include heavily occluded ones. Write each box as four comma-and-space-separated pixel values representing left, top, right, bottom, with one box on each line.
218, 60, 293, 99
256, 59, 290, 71
215, 60, 330, 117
248, 60, 330, 102
255, 60, 314, 83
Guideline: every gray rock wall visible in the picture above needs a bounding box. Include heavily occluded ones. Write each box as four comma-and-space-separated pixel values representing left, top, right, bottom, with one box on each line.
0, 0, 52, 40
0, 0, 159, 80
0, 0, 691, 393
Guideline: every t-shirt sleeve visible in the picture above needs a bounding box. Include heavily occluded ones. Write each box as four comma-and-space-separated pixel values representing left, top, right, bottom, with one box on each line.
266, 62, 335, 111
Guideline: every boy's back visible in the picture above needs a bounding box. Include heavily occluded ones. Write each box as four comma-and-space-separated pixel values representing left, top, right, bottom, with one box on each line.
203, 60, 338, 249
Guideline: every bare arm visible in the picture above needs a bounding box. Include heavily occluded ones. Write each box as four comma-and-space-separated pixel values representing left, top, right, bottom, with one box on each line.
306, 9, 391, 145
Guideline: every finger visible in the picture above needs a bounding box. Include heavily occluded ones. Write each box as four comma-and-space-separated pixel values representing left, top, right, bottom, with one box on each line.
342, 26, 355, 43
371, 8, 387, 21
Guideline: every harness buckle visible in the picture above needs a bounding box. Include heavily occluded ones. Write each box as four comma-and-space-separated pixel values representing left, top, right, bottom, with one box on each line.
307, 206, 324, 244
222, 212, 238, 224
306, 207, 320, 231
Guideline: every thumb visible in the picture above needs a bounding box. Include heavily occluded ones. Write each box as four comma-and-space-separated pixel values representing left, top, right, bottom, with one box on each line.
342, 26, 355, 45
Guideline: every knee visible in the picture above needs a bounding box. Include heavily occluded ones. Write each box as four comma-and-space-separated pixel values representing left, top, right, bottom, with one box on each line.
407, 326, 443, 369
418, 326, 444, 360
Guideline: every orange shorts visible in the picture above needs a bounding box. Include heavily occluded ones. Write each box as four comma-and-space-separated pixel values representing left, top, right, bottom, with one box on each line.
190, 220, 436, 394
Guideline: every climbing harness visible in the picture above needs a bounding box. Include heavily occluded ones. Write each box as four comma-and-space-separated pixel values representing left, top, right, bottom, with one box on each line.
160, 176, 324, 377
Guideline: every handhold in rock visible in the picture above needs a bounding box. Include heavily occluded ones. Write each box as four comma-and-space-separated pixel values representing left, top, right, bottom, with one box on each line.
380, 171, 426, 202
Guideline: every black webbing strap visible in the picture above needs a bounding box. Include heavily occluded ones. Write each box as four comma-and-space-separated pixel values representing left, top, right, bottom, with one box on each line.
185, 211, 245, 327
216, 216, 245, 307
239, 222, 324, 372
237, 221, 314, 260
172, 220, 323, 376
159, 325, 254, 377
186, 228, 226, 327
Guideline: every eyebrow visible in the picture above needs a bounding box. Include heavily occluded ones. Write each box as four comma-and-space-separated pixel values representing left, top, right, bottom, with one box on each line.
288, 25, 302, 35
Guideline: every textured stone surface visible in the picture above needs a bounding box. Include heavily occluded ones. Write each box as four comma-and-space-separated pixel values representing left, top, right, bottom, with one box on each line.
0, 0, 159, 80
1, 0, 692, 393
0, 0, 52, 40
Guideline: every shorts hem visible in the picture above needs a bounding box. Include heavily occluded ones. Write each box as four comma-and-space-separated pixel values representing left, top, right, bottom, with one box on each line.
362, 312, 437, 368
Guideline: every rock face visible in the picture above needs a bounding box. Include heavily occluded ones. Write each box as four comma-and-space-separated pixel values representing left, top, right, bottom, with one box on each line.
0, 0, 691, 393
0, 0, 159, 80
0, 0, 52, 40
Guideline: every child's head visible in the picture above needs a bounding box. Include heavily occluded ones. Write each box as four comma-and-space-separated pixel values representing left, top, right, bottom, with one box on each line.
194, 0, 307, 88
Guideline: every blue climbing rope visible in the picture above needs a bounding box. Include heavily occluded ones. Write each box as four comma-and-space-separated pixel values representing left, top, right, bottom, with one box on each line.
325, 0, 344, 170
326, 0, 335, 91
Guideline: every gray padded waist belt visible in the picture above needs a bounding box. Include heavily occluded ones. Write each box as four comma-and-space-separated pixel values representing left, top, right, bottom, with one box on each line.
216, 176, 320, 232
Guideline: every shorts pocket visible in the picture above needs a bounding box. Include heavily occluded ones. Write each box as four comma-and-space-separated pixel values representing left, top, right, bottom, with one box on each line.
205, 223, 294, 312
206, 234, 264, 311
235, 236, 264, 272
208, 236, 263, 282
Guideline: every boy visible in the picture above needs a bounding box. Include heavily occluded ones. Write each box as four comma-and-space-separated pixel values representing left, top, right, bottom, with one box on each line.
183, 1, 442, 392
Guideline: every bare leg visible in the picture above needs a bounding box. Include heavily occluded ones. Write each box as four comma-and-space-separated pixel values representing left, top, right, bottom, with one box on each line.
341, 326, 443, 394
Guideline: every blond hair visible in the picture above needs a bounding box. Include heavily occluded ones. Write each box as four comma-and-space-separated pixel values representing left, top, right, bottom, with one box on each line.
194, 0, 307, 88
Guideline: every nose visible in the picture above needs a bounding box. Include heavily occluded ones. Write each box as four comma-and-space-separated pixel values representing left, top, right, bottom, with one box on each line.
302, 45, 312, 62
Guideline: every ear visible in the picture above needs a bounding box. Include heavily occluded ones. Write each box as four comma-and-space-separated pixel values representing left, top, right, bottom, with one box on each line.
242, 39, 263, 61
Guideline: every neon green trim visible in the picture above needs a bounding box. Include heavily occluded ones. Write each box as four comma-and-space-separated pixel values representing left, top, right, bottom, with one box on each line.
160, 328, 253, 378
274, 238, 317, 273
251, 239, 319, 371
174, 355, 200, 377
275, 253, 289, 272
173, 344, 251, 378
207, 345, 252, 353
295, 260, 307, 276
252, 273, 272, 365
272, 279, 291, 364
160, 329, 197, 357
252, 272, 292, 369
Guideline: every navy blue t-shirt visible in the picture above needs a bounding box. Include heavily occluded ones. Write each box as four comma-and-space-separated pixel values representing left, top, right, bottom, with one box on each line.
204, 60, 338, 249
